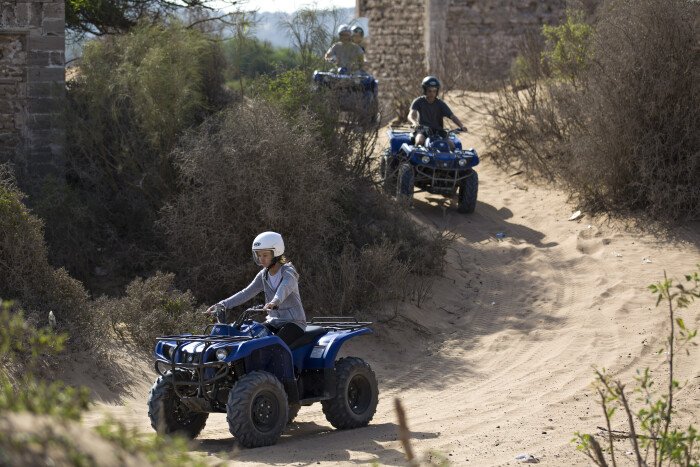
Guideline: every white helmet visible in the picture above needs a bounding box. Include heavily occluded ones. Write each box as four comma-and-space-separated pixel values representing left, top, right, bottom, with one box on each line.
337, 24, 351, 36
251, 231, 285, 265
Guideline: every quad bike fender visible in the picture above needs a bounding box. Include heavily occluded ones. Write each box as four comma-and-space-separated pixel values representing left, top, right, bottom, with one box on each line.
230, 336, 295, 380
399, 143, 415, 155
303, 328, 373, 370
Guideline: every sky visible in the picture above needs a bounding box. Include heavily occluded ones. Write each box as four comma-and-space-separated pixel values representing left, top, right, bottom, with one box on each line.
218, 0, 356, 13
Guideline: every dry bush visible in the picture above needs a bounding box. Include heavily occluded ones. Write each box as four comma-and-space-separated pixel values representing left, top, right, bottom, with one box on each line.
488, 0, 699, 222
159, 100, 343, 304
568, 0, 700, 221
160, 98, 449, 316
0, 166, 91, 332
95, 272, 207, 350
388, 64, 427, 124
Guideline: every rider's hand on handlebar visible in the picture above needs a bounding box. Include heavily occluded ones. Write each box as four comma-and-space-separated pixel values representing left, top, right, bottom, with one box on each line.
263, 302, 278, 311
205, 303, 225, 314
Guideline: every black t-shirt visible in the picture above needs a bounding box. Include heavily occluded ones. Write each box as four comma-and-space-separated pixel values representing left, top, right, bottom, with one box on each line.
410, 96, 454, 130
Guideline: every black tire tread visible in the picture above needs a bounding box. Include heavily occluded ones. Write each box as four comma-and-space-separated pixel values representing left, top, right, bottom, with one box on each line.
457, 170, 478, 213
226, 371, 288, 448
321, 357, 379, 430
147, 371, 209, 438
397, 163, 414, 202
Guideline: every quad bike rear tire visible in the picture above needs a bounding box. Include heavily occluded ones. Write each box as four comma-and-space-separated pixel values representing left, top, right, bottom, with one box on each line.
457, 169, 478, 214
226, 371, 288, 448
321, 357, 378, 429
397, 163, 414, 203
148, 370, 209, 438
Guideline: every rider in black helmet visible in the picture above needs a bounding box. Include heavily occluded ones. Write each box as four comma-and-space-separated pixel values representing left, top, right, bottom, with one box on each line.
351, 25, 366, 53
408, 76, 466, 149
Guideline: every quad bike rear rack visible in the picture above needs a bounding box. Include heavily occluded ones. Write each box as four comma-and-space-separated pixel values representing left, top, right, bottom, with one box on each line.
308, 316, 372, 331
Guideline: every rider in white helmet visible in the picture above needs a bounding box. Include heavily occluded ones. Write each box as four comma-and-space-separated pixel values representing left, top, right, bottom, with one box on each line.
207, 231, 306, 345
324, 24, 364, 72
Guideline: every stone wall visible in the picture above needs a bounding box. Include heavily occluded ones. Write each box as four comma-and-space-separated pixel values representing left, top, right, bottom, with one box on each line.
0, 0, 65, 176
358, 0, 566, 95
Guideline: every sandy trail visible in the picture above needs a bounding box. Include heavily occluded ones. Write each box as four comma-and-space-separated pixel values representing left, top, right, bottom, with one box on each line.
82, 92, 700, 466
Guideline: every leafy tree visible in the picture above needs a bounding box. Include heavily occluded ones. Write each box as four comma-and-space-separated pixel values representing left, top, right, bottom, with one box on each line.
66, 0, 241, 37
223, 36, 301, 80
279, 6, 345, 71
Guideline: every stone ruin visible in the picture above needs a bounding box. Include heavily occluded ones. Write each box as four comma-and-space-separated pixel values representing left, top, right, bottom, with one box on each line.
1, 0, 65, 176
357, 0, 567, 106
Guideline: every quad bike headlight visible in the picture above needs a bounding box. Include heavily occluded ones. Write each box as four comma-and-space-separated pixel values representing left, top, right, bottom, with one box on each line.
163, 345, 172, 359
215, 348, 228, 361
458, 158, 467, 167
421, 155, 431, 164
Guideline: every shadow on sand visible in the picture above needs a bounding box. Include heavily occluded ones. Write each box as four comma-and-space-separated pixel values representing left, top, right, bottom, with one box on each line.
195, 421, 437, 466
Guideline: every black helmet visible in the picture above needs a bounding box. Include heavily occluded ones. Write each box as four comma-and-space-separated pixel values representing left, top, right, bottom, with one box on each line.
351, 25, 364, 37
421, 75, 441, 93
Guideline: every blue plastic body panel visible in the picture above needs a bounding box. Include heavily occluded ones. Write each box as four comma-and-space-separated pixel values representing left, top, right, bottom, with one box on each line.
301, 327, 373, 370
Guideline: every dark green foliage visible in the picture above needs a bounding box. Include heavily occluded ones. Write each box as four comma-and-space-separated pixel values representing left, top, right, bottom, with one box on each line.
66, 0, 236, 37
0, 168, 91, 329
54, 22, 230, 288
0, 303, 90, 421
223, 36, 301, 80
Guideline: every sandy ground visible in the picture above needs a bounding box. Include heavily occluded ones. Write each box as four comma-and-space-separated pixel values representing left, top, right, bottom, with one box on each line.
80, 92, 700, 466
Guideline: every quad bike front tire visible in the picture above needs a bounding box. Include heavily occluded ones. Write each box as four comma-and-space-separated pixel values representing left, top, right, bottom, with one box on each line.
226, 371, 288, 448
321, 357, 378, 429
457, 169, 478, 214
148, 370, 209, 438
380, 152, 397, 194
287, 403, 301, 424
396, 163, 415, 203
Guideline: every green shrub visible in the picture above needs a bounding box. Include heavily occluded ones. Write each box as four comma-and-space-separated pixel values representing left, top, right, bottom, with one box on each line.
574, 268, 700, 466
94, 418, 207, 467
0, 302, 90, 421
542, 10, 593, 85
95, 272, 207, 351
53, 21, 231, 289
0, 168, 91, 329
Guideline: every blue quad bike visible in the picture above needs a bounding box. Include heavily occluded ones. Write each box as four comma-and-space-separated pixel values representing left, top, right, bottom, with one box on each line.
312, 67, 379, 124
148, 306, 379, 448
380, 126, 480, 213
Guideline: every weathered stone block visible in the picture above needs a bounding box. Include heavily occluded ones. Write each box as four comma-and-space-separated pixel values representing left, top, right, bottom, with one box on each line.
42, 18, 63, 35
26, 66, 64, 82
27, 80, 63, 97
26, 50, 50, 66
42, 1, 64, 18
49, 51, 64, 66
27, 33, 63, 51
27, 111, 60, 129
27, 94, 64, 113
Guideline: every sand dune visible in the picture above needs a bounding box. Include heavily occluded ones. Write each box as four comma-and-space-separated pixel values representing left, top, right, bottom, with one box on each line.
82, 92, 700, 466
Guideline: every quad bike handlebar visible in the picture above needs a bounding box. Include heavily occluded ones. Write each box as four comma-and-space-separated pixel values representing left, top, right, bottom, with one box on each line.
414, 125, 464, 136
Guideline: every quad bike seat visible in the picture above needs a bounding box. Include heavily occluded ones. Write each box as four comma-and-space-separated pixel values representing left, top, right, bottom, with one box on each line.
289, 325, 327, 350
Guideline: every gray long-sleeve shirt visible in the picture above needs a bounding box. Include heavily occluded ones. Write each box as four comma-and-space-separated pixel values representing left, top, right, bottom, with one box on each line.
218, 263, 306, 329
